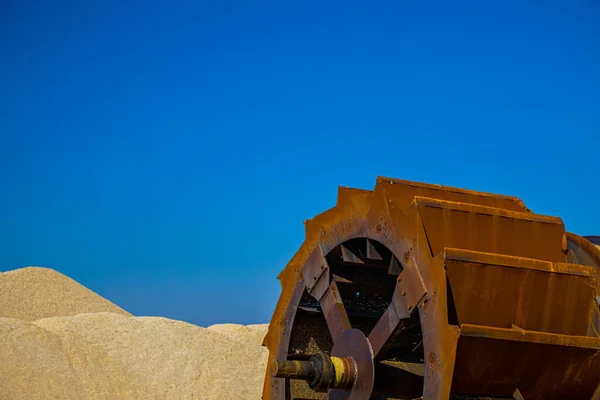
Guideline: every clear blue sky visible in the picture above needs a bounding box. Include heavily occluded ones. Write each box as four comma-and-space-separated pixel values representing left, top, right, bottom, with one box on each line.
1, 1, 598, 326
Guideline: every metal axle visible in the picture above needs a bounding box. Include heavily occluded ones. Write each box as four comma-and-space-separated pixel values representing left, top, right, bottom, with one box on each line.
271, 353, 356, 392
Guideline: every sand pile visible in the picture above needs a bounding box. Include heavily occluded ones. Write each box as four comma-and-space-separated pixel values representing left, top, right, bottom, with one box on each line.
0, 266, 268, 400
0, 267, 131, 321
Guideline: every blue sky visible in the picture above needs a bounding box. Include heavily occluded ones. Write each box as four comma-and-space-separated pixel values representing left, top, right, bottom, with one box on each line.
1, 1, 598, 326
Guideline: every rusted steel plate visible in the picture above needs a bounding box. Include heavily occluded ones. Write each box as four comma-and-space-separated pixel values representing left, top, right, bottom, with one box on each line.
302, 246, 330, 301
329, 329, 374, 400
586, 235, 600, 246
567, 233, 600, 335
365, 239, 383, 260
366, 304, 400, 358
459, 323, 600, 348
567, 233, 600, 342
377, 176, 529, 212
336, 186, 372, 213
320, 281, 352, 342
367, 279, 407, 358
452, 324, 600, 399
368, 257, 427, 357
445, 247, 596, 277
396, 254, 427, 313
444, 248, 597, 336
263, 274, 307, 400
593, 384, 600, 400
569, 232, 600, 274
340, 244, 364, 264
415, 196, 567, 262
513, 388, 525, 400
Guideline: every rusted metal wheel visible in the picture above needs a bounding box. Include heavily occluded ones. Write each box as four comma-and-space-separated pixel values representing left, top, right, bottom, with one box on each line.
262, 177, 600, 400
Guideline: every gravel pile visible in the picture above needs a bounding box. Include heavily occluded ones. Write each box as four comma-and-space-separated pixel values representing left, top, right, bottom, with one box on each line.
0, 266, 268, 399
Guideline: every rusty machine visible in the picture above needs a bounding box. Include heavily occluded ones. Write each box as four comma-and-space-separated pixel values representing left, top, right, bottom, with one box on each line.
262, 177, 600, 400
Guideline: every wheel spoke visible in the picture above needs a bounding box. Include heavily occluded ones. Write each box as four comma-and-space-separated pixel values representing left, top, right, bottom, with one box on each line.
368, 305, 401, 358
320, 280, 351, 341
367, 281, 408, 357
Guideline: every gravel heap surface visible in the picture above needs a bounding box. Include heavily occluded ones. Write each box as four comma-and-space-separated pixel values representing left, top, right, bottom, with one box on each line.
0, 266, 268, 400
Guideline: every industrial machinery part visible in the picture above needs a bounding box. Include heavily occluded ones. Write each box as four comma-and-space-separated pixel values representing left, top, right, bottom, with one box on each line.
262, 177, 600, 400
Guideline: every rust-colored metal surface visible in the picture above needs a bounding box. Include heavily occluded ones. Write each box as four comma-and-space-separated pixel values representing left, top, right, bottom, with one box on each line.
329, 328, 374, 400
452, 324, 600, 399
262, 177, 600, 400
